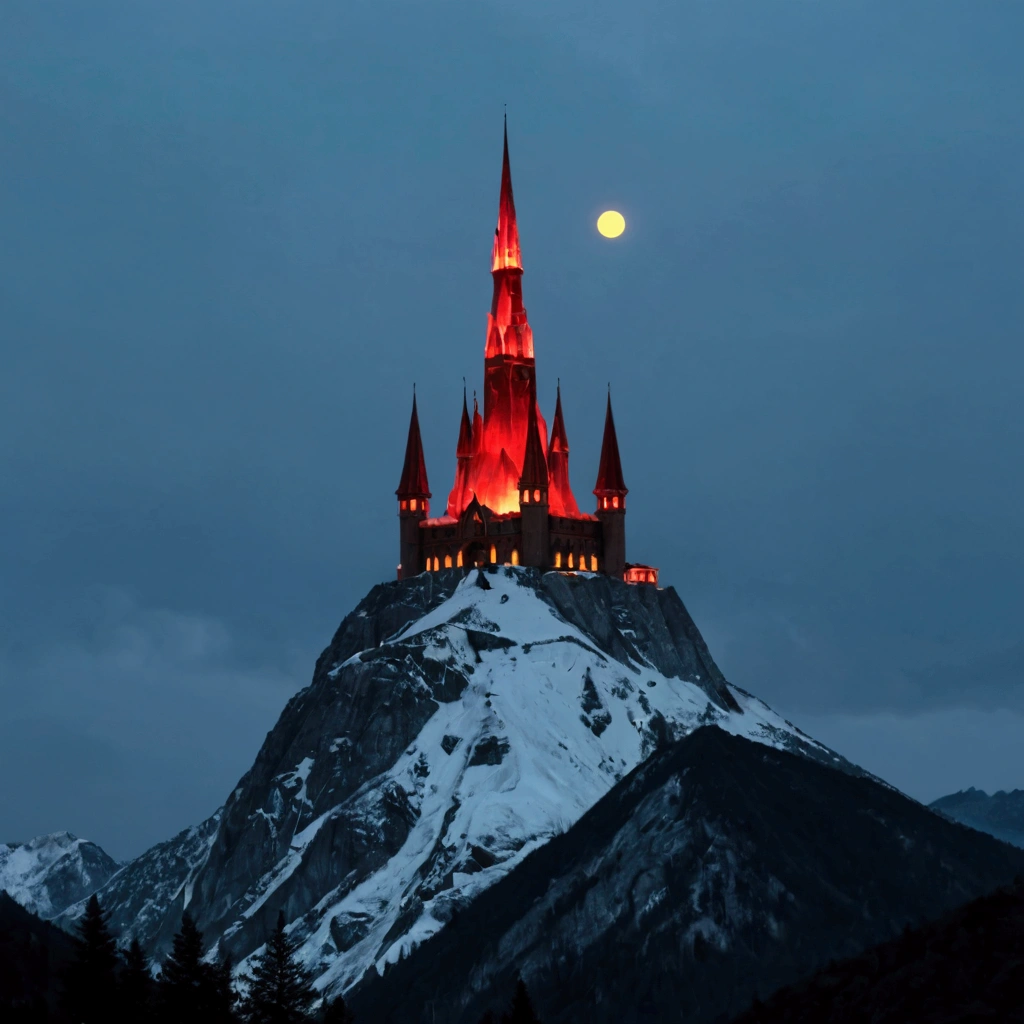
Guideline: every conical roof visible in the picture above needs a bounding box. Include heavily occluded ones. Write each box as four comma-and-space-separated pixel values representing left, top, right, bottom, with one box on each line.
593, 392, 627, 496
396, 393, 431, 498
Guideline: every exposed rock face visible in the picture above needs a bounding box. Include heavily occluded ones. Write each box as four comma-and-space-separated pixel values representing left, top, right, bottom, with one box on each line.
0, 832, 118, 920
350, 727, 1024, 1024
60, 568, 859, 991
930, 787, 1024, 848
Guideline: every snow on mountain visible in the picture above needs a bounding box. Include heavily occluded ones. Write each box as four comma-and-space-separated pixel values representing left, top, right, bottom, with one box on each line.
0, 832, 118, 920
58, 567, 865, 993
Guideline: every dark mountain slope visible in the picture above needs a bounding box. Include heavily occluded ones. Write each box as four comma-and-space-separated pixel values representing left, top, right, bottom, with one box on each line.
350, 726, 1024, 1024
931, 787, 1024, 848
731, 878, 1024, 1023
0, 891, 77, 1021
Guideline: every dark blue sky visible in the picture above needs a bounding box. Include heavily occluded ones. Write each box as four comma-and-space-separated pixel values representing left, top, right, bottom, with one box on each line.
1, 1, 1022, 860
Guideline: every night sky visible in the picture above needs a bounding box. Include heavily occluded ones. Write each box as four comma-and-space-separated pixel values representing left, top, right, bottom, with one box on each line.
2, 1, 1022, 860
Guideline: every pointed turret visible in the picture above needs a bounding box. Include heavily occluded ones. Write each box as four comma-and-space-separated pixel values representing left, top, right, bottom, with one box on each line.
519, 378, 549, 493
397, 392, 430, 579
446, 387, 475, 518
518, 376, 550, 567
593, 392, 627, 502
396, 393, 431, 501
547, 383, 581, 518
594, 391, 627, 578
491, 117, 522, 273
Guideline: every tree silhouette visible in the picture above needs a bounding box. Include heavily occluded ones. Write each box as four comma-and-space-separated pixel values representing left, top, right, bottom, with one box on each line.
241, 912, 316, 1024
62, 894, 119, 1024
501, 977, 541, 1024
120, 936, 153, 1020
161, 912, 213, 1021
322, 995, 356, 1023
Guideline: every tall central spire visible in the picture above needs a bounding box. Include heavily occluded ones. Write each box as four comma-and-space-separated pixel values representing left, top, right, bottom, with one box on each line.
491, 116, 522, 273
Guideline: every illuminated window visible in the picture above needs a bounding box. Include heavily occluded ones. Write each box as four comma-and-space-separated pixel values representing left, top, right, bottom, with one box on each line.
612, 496, 619, 509
511, 548, 520, 566
457, 550, 464, 568
433, 556, 440, 571
568, 552, 574, 569
533, 489, 541, 503
489, 544, 497, 564
554, 551, 562, 568
521, 489, 529, 503
400, 500, 407, 511
590, 554, 598, 572
444, 554, 452, 569
410, 498, 418, 511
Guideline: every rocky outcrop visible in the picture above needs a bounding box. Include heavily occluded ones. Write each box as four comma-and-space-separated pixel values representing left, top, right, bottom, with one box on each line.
930, 787, 1024, 848
58, 568, 860, 991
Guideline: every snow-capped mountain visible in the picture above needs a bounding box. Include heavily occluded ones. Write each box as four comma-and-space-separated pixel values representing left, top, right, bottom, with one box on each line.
350, 726, 1024, 1024
0, 832, 118, 920
61, 567, 864, 990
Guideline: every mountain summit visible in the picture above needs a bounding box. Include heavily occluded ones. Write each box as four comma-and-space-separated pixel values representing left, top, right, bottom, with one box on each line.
59, 567, 855, 991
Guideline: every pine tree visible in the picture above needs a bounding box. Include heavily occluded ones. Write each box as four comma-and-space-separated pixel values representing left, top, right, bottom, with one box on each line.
120, 936, 154, 1020
323, 995, 355, 1023
241, 912, 316, 1024
209, 951, 239, 1024
501, 977, 541, 1024
62, 893, 119, 1024
160, 912, 210, 1021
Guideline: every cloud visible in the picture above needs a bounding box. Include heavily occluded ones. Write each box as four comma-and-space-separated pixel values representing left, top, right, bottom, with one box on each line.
0, 587, 300, 860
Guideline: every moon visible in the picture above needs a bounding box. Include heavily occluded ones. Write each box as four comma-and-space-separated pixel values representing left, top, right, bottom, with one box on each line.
597, 210, 626, 238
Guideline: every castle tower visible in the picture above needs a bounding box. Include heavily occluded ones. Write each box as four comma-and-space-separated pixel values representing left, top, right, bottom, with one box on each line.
518, 376, 550, 567
594, 392, 628, 578
469, 118, 547, 514
547, 383, 581, 518
446, 388, 474, 518
396, 393, 430, 579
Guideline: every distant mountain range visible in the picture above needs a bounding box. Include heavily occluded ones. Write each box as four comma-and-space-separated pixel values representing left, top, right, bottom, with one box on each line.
930, 787, 1024, 848
0, 832, 118, 920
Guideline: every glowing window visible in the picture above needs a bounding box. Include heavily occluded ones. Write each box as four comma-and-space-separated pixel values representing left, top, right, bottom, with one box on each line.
521, 489, 529, 503
489, 544, 497, 564
432, 556, 439, 571
444, 554, 452, 569
590, 554, 598, 572
612, 496, 619, 509
568, 552, 575, 569
533, 489, 541, 503
554, 551, 562, 568
511, 548, 520, 566
457, 550, 464, 568
410, 498, 418, 511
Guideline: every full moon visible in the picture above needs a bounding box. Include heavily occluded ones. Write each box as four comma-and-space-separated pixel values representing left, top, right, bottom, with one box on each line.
597, 210, 626, 238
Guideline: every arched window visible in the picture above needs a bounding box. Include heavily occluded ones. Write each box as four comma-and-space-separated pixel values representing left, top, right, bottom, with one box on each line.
568, 552, 575, 569
410, 498, 418, 511
590, 554, 598, 572
489, 544, 497, 564
457, 550, 464, 568
432, 556, 440, 571
554, 551, 562, 568
444, 554, 453, 569
533, 489, 541, 503
511, 548, 520, 566
612, 496, 619, 509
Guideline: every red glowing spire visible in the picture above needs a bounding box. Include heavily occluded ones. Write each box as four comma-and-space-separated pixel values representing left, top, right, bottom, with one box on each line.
593, 391, 627, 500
547, 382, 581, 517
519, 376, 548, 491
446, 387, 474, 518
491, 117, 522, 273
397, 391, 431, 499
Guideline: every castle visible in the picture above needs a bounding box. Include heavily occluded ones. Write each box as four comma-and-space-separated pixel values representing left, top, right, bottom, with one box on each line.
396, 123, 658, 587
